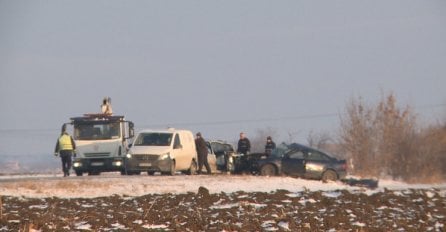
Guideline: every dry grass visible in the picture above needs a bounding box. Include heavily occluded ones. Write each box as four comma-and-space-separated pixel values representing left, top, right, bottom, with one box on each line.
0, 179, 112, 198
18, 181, 40, 191
54, 179, 111, 191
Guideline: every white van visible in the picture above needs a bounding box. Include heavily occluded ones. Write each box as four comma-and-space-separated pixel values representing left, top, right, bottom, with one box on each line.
124, 128, 197, 175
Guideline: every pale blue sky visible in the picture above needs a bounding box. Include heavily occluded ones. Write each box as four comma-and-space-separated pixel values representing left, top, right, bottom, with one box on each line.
1, 1, 446, 156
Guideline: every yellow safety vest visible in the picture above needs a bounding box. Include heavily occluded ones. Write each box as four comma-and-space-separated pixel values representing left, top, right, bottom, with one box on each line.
59, 134, 74, 150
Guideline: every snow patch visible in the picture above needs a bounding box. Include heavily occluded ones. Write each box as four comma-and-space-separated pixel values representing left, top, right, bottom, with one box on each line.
142, 224, 169, 229
75, 221, 91, 230
322, 191, 342, 198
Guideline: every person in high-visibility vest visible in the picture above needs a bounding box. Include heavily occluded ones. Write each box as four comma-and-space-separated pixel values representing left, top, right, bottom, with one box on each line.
54, 124, 76, 177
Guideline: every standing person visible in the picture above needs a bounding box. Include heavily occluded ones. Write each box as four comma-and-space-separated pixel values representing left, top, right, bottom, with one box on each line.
54, 124, 76, 177
237, 132, 251, 155
264, 136, 276, 156
195, 132, 211, 175
101, 97, 113, 115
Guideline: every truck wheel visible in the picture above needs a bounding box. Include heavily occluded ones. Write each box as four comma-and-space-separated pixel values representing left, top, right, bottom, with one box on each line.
260, 164, 277, 176
186, 160, 197, 175
88, 171, 100, 176
322, 170, 338, 183
75, 171, 83, 176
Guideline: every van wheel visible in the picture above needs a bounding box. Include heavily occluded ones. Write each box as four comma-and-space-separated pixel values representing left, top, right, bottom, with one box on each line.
186, 160, 197, 175
166, 160, 176, 176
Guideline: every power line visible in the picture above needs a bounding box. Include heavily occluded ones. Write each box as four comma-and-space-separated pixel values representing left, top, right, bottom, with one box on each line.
139, 113, 340, 128
0, 103, 444, 132
141, 103, 446, 128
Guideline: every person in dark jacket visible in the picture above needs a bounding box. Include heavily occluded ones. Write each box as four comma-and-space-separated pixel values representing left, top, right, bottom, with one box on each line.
237, 132, 251, 155
54, 124, 76, 177
264, 136, 276, 156
195, 132, 211, 174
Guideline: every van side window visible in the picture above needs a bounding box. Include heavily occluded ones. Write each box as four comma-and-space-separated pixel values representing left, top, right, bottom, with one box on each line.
173, 134, 181, 148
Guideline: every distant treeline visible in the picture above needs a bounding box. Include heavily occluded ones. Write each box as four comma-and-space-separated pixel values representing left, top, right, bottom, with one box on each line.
250, 93, 446, 183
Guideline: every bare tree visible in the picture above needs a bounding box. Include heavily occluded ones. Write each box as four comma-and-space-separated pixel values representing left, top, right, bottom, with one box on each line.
339, 96, 377, 176
286, 131, 300, 144
307, 130, 332, 150
415, 124, 446, 182
374, 94, 417, 178
250, 127, 278, 153
339, 93, 418, 179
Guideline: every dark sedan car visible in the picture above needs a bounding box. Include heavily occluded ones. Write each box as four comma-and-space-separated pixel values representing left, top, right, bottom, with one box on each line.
252, 143, 347, 182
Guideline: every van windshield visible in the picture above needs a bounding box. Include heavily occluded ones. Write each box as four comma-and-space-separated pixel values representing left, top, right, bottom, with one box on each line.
74, 122, 121, 140
134, 133, 173, 146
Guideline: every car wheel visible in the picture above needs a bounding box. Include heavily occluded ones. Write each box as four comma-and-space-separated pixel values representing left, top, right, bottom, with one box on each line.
186, 160, 197, 175
322, 170, 338, 182
147, 171, 155, 176
260, 164, 277, 176
75, 171, 83, 176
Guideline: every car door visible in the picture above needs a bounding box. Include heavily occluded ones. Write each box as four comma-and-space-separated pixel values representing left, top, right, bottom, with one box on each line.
304, 150, 329, 179
207, 142, 218, 173
171, 133, 186, 169
281, 150, 306, 176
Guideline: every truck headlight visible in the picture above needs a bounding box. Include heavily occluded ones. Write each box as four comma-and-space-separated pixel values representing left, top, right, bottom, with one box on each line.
73, 162, 82, 168
126, 153, 132, 159
113, 161, 122, 166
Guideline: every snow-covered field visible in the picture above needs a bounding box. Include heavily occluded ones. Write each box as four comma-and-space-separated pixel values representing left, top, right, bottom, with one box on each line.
1, 173, 445, 198
1, 173, 445, 231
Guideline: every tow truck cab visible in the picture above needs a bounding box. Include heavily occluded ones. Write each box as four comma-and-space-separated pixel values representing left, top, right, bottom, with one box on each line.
67, 114, 134, 176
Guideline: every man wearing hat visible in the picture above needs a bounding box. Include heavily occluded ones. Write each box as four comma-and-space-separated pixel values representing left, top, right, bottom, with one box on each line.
195, 132, 211, 174
264, 136, 276, 156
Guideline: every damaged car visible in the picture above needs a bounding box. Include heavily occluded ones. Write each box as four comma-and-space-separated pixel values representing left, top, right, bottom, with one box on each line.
251, 143, 347, 182
206, 140, 239, 173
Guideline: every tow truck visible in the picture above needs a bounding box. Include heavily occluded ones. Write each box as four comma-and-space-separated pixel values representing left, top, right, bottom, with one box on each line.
64, 114, 134, 176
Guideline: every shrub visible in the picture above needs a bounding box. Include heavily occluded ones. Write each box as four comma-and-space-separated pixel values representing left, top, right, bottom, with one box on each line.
339, 93, 444, 182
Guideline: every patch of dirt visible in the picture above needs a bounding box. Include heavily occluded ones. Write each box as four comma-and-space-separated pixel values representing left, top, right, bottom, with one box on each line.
0, 188, 445, 231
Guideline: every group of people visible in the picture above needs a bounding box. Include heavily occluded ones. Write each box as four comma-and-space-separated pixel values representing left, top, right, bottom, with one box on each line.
54, 128, 277, 177
55, 96, 276, 176
194, 131, 276, 175
236, 132, 276, 156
